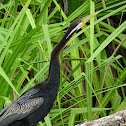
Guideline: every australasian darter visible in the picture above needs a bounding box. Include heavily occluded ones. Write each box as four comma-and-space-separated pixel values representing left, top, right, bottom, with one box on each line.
0, 12, 98, 126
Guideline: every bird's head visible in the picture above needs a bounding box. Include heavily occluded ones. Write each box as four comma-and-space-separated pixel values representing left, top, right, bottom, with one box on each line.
65, 11, 99, 40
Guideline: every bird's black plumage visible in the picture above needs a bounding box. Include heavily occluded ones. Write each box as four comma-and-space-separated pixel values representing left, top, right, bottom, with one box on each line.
0, 16, 94, 126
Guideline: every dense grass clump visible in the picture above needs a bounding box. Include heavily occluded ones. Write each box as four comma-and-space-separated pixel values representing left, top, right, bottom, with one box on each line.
0, 0, 126, 125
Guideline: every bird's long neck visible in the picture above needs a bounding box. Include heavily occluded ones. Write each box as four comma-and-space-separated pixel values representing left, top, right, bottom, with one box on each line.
51, 33, 68, 61
47, 33, 69, 85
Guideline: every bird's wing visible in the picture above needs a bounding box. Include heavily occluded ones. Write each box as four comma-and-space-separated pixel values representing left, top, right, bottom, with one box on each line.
0, 88, 44, 124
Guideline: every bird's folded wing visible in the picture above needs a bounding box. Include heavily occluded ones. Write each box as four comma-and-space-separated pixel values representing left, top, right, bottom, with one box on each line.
0, 89, 44, 124
0, 97, 44, 120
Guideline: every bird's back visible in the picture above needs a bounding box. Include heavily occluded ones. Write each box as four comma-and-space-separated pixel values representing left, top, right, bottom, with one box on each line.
0, 80, 59, 126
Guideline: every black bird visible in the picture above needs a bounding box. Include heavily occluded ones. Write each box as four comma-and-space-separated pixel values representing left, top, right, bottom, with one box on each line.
0, 13, 98, 126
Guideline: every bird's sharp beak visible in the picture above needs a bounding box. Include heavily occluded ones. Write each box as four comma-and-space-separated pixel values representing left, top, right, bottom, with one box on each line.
80, 11, 100, 28
66, 11, 100, 39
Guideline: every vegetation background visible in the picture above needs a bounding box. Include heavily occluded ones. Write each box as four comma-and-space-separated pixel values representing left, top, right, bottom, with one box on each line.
0, 0, 126, 125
